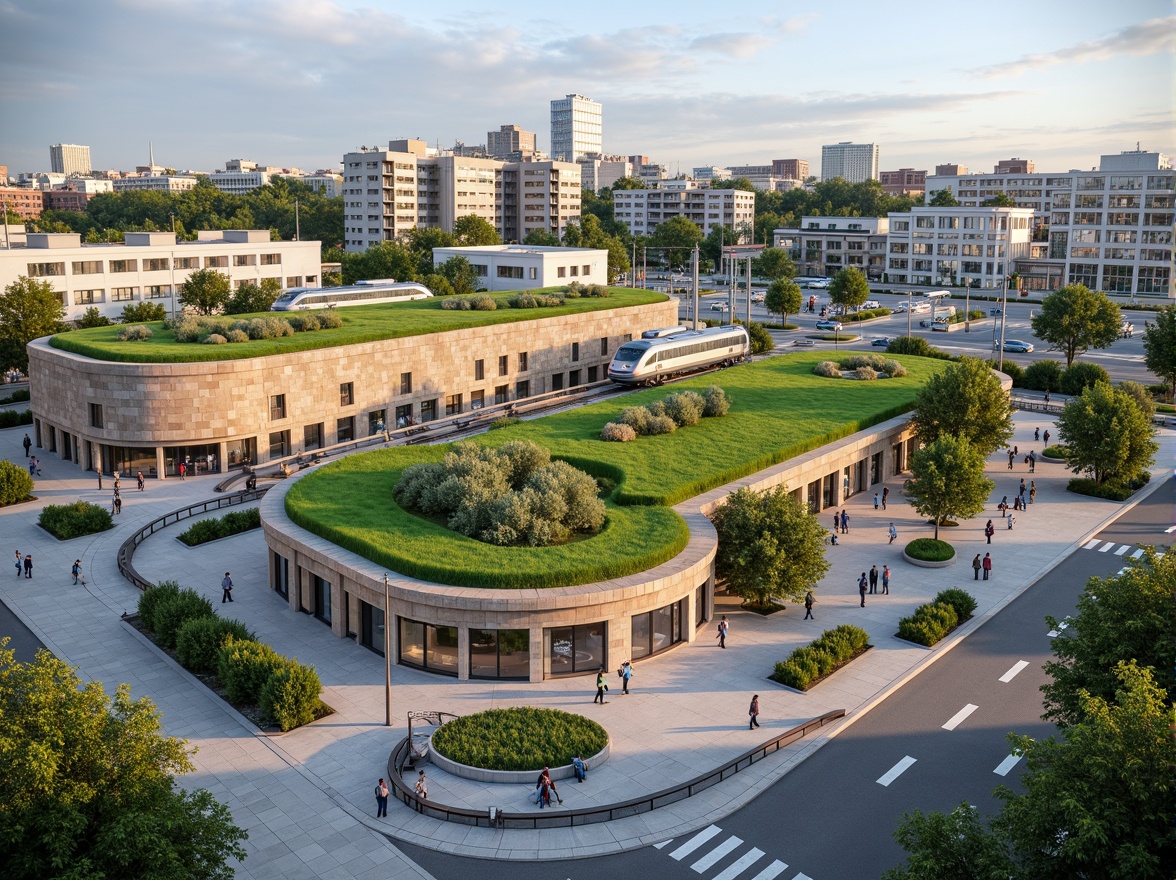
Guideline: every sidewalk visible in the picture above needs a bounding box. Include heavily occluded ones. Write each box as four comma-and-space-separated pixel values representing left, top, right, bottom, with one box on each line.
2, 414, 1173, 871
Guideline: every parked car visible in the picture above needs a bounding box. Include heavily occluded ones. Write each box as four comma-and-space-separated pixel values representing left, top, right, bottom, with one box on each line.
893, 304, 908, 313
862, 300, 881, 310
751, 292, 766, 304
792, 338, 816, 347
870, 336, 892, 347
816, 319, 842, 331
1002, 339, 1035, 353
709, 301, 730, 312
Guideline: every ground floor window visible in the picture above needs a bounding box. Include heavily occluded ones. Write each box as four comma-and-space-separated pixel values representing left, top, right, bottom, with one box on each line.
304, 423, 323, 451
545, 623, 605, 677
551, 373, 564, 391
822, 472, 837, 509
100, 445, 157, 477
420, 399, 437, 422
469, 628, 530, 679
870, 451, 884, 485
164, 444, 220, 477
631, 598, 687, 660
695, 581, 709, 627
269, 430, 290, 460
336, 416, 355, 443
226, 437, 256, 470
398, 618, 458, 675
360, 601, 385, 656
313, 575, 331, 626
368, 409, 386, 435
271, 551, 289, 599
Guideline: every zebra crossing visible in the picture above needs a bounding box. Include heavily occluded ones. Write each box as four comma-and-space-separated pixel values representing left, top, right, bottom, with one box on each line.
654, 824, 811, 880
1080, 539, 1167, 559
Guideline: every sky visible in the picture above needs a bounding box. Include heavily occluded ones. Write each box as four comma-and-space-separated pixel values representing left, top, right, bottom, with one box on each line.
2, 0, 1173, 179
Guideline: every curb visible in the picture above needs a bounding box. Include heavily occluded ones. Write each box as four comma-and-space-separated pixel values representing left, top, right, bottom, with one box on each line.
429, 738, 610, 784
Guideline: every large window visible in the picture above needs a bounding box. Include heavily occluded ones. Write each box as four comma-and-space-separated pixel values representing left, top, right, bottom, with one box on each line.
399, 618, 458, 676
72, 260, 103, 275
269, 394, 286, 420
469, 629, 530, 679
313, 575, 331, 625
336, 416, 355, 443
271, 551, 289, 599
109, 259, 137, 273
631, 599, 687, 660
444, 394, 462, 415
304, 423, 323, 450
268, 430, 289, 459
546, 623, 605, 676
360, 601, 385, 655
420, 399, 437, 422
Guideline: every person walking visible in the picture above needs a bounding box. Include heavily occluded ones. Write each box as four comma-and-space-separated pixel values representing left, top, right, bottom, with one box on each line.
620, 660, 633, 695
1007, 448, 1015, 470
1044, 390, 1051, 405
14, 551, 22, 578
803, 590, 815, 619
748, 695, 761, 730
832, 511, 839, 533
881, 565, 890, 595
716, 615, 729, 649
999, 496, 1008, 517
1029, 481, 1036, 504
858, 572, 868, 607
1019, 478, 1026, 500
374, 778, 389, 817
882, 487, 889, 510
22, 433, 31, 457
23, 554, 32, 579
972, 553, 982, 580
221, 571, 234, 603
1029, 450, 1036, 473
72, 559, 82, 584
1034, 427, 1040, 441
137, 470, 145, 491
985, 520, 995, 544
873, 492, 880, 510
415, 770, 429, 800
594, 667, 608, 704
983, 552, 992, 580
179, 461, 186, 480
1043, 429, 1051, 446
1007, 514, 1016, 530
888, 522, 898, 544
840, 510, 849, 534
868, 565, 879, 594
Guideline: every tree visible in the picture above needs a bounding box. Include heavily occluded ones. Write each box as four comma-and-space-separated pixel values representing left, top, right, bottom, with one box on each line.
437, 255, 479, 294
827, 266, 869, 313
1055, 380, 1157, 487
78, 307, 111, 328
452, 214, 501, 247
1141, 304, 1176, 399
609, 176, 645, 190
699, 224, 734, 273
883, 803, 1012, 880
764, 278, 801, 327
420, 273, 455, 298
0, 642, 248, 880
0, 276, 67, 372
522, 229, 560, 247
710, 486, 830, 607
224, 277, 281, 315
402, 227, 456, 278
903, 436, 994, 540
926, 189, 960, 207
648, 216, 703, 269
981, 192, 1017, 207
910, 356, 1014, 456
120, 302, 168, 323
177, 268, 230, 315
753, 247, 795, 282
1030, 284, 1122, 368
343, 240, 417, 286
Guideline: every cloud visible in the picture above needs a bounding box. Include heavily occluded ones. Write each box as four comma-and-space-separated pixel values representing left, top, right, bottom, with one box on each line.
688, 32, 774, 59
973, 15, 1175, 78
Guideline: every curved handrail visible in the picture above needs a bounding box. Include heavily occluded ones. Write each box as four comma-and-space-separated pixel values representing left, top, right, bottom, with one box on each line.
385, 708, 846, 828
116, 488, 270, 591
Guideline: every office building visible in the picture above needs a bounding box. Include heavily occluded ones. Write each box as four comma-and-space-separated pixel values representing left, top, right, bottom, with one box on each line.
611, 183, 755, 239
774, 216, 889, 279
935, 163, 968, 177
432, 245, 607, 291
49, 144, 92, 177
0, 187, 44, 219
692, 167, 731, 182
772, 158, 809, 181
994, 158, 1034, 174
879, 168, 927, 197
112, 175, 199, 193
885, 206, 1034, 289
487, 125, 537, 161
550, 94, 602, 162
821, 142, 880, 183
303, 174, 343, 198
206, 169, 275, 195
580, 156, 634, 193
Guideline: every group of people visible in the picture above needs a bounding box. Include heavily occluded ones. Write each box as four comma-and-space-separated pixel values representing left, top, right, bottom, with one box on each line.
14, 550, 32, 578
972, 552, 994, 580
856, 564, 892, 606
594, 660, 634, 702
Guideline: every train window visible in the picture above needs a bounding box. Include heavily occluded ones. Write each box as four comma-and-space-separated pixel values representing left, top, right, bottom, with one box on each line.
613, 346, 643, 362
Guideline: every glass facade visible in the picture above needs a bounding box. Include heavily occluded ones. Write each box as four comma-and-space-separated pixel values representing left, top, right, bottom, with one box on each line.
313, 575, 331, 625
469, 628, 530, 679
545, 622, 605, 676
164, 444, 221, 477
271, 551, 289, 599
399, 617, 458, 676
631, 599, 687, 660
100, 445, 158, 477
360, 601, 385, 656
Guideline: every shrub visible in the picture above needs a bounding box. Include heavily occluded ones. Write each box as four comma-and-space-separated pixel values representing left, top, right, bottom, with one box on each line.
645, 414, 677, 435
886, 335, 952, 359
121, 302, 167, 323
883, 360, 907, 377
136, 580, 180, 631
772, 624, 870, 690
226, 329, 249, 343
839, 353, 886, 371
153, 587, 216, 650
169, 316, 204, 342
897, 602, 959, 647
1068, 473, 1150, 501
1060, 362, 1110, 396
440, 297, 466, 310
0, 460, 34, 505
175, 616, 253, 673
702, 385, 730, 417
0, 410, 33, 428
508, 293, 564, 309
588, 284, 610, 298
813, 361, 842, 378
469, 294, 497, 311
487, 416, 521, 431
318, 311, 343, 329
933, 588, 977, 623
662, 390, 705, 427
0, 389, 30, 404
618, 405, 653, 434
259, 661, 322, 731
217, 637, 287, 705
1042, 444, 1069, 458
1022, 359, 1063, 392
116, 325, 154, 342
904, 538, 955, 562
430, 706, 608, 771
746, 320, 774, 354
178, 507, 261, 546
989, 358, 1024, 385
856, 365, 878, 381
600, 421, 637, 442
38, 501, 113, 539
201, 333, 228, 345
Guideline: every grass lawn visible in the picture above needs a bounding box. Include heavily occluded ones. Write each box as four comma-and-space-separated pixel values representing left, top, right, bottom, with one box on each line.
49, 288, 666, 363
287, 351, 946, 588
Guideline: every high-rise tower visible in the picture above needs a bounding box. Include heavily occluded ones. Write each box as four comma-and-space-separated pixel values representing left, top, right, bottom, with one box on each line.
550, 94, 602, 163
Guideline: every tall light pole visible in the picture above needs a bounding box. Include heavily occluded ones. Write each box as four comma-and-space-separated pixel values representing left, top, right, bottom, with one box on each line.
997, 272, 1009, 372
964, 277, 971, 332
383, 572, 392, 727
294, 198, 301, 242
906, 290, 912, 338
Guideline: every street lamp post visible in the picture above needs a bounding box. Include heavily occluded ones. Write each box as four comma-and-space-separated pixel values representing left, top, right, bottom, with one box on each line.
906, 290, 912, 338
383, 573, 392, 727
964, 277, 971, 332
997, 273, 1010, 372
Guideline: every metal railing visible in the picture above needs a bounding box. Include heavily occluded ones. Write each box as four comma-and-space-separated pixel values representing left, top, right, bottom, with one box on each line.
116, 488, 269, 591
1013, 394, 1173, 428
385, 708, 845, 828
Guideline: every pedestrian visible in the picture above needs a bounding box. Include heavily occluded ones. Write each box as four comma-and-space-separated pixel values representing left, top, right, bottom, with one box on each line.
803, 590, 815, 619
72, 559, 81, 584
840, 510, 849, 534
1013, 495, 1021, 512
1044, 390, 1051, 405
985, 520, 995, 544
716, 614, 729, 649
221, 571, 234, 603
1034, 427, 1040, 441
832, 511, 839, 533
22, 433, 31, 457
882, 487, 889, 509
28, 458, 36, 477
1019, 478, 1026, 498
537, 767, 562, 805
881, 564, 890, 595
14, 550, 21, 578
374, 778, 389, 817
620, 660, 633, 695
873, 492, 880, 510
23, 554, 32, 579
888, 522, 897, 544
1000, 496, 1008, 517
868, 565, 878, 594
972, 553, 982, 580
572, 755, 587, 783
1043, 429, 1051, 446
749, 695, 761, 730
1029, 481, 1036, 504
594, 667, 608, 704
113, 473, 120, 492
415, 769, 428, 800
1007, 449, 1015, 470
1007, 514, 1016, 530
858, 572, 868, 607
1013, 445, 1018, 457
1029, 451, 1036, 473
983, 552, 992, 579
137, 470, 145, 491
179, 461, 186, 480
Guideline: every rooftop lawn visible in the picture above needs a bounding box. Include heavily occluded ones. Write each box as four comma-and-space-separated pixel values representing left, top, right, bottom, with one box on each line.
48, 287, 666, 363
285, 351, 947, 589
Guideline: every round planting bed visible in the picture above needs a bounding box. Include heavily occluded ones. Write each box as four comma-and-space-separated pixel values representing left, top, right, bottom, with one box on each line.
902, 538, 957, 568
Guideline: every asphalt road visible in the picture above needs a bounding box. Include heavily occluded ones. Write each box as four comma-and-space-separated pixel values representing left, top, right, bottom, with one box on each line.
395, 477, 1174, 880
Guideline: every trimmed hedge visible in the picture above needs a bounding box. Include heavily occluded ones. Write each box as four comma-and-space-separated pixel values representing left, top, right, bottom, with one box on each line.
771, 624, 871, 690
1068, 472, 1150, 501
38, 501, 114, 539
430, 707, 608, 772
897, 602, 959, 647
177, 507, 261, 546
0, 388, 30, 405
137, 580, 181, 631
259, 661, 323, 732
933, 588, 977, 623
0, 460, 34, 505
153, 588, 216, 650
217, 637, 288, 705
0, 409, 33, 428
904, 538, 955, 562
175, 616, 253, 673
1042, 445, 1069, 459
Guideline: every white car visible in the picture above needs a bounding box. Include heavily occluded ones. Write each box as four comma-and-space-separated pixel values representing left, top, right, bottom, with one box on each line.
1002, 339, 1035, 353
862, 300, 881, 310
709, 301, 730, 312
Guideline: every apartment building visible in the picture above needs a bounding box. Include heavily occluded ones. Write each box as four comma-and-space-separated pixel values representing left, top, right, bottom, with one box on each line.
487, 125, 537, 161
0, 187, 44, 219
772, 159, 809, 180
821, 142, 880, 183
302, 174, 343, 198
879, 168, 927, 197
580, 156, 634, 193
773, 217, 889, 279
550, 94, 602, 162
885, 206, 1034, 289
994, 158, 1034, 174
692, 166, 732, 182
112, 175, 199, 193
206, 169, 274, 194
611, 184, 755, 239
500, 160, 581, 244
2, 230, 321, 322
50, 144, 92, 176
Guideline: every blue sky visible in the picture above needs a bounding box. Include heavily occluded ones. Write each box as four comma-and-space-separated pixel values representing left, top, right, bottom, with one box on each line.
2, 0, 1172, 178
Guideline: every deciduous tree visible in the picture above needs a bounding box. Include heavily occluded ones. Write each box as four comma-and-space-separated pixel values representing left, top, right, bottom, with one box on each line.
882, 803, 1012, 880
224, 277, 281, 314
437, 255, 479, 295
910, 356, 1014, 456
402, 227, 456, 277
78, 306, 111, 328
0, 276, 67, 371
827, 266, 869, 313
452, 214, 501, 247
1141, 304, 1176, 399
342, 241, 417, 286
926, 189, 960, 207
903, 436, 994, 540
177, 268, 230, 315
522, 229, 560, 247
753, 247, 795, 282
648, 216, 703, 269
120, 302, 168, 323
1055, 380, 1157, 487
1030, 284, 1122, 368
764, 278, 801, 327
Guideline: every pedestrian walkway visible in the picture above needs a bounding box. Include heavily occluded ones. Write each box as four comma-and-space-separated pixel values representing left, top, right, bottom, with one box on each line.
2, 414, 1173, 871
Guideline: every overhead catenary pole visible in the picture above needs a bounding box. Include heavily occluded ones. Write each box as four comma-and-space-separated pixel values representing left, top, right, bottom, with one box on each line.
691, 245, 700, 330
384, 572, 392, 726
745, 255, 752, 330
998, 271, 1009, 372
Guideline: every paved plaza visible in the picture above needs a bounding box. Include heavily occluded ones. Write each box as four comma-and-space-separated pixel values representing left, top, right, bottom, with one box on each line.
2, 413, 1172, 877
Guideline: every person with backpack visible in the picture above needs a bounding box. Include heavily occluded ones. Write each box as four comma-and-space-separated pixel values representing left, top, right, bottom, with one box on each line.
72, 559, 82, 584
716, 615, 729, 649
620, 660, 633, 695
374, 778, 389, 817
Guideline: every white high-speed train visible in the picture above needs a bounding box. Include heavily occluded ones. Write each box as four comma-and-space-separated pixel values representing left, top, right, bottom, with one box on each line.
608, 325, 750, 386
270, 279, 432, 311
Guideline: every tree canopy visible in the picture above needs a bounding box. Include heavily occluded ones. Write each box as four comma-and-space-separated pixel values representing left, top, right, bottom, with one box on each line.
177, 268, 231, 315
903, 436, 994, 540
981, 192, 1018, 207
648, 216, 704, 269
0, 276, 67, 371
764, 278, 801, 326
827, 266, 869, 312
910, 356, 1014, 456
452, 214, 501, 247
121, 302, 168, 323
1030, 284, 1122, 368
926, 189, 961, 207
753, 247, 795, 282
1141, 304, 1176, 399
341, 240, 417, 286
436, 255, 479, 295
224, 277, 281, 315
1055, 379, 1157, 487
0, 642, 248, 880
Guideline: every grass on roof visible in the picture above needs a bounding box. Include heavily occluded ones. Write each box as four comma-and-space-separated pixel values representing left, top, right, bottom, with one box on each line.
48, 287, 667, 363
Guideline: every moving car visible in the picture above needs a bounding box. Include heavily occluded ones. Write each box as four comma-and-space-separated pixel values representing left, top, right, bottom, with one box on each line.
1002, 339, 1035, 353
815, 319, 842, 331
862, 300, 881, 310
709, 301, 730, 312
871, 336, 892, 347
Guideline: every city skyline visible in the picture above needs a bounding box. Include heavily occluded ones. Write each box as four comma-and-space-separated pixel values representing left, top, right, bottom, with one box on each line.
1, 0, 1172, 179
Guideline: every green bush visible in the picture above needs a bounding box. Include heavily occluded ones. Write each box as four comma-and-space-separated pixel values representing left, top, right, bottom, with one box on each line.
933, 588, 977, 623
600, 422, 637, 442
487, 416, 521, 431
1022, 359, 1063, 392
886, 336, 952, 360
1042, 444, 1069, 458
618, 405, 652, 434
897, 602, 959, 647
856, 365, 878, 380
0, 460, 34, 505
0, 388, 30, 404
153, 588, 216, 650
988, 358, 1024, 385
38, 501, 114, 540
771, 624, 870, 690
1060, 362, 1110, 396
430, 707, 608, 771
217, 638, 287, 705
116, 325, 154, 342
175, 616, 253, 673
1068, 473, 1150, 501
136, 580, 180, 631
259, 661, 323, 731
0, 410, 34, 428
662, 390, 705, 427
177, 507, 260, 545
746, 320, 774, 354
904, 538, 955, 562
813, 360, 842, 378
702, 385, 729, 417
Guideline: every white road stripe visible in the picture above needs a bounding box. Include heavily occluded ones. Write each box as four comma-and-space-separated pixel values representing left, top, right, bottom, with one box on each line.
1165, 525, 1176, 534
653, 840, 674, 850
943, 703, 980, 731
712, 848, 766, 880
999, 660, 1029, 683
748, 861, 788, 880
691, 835, 743, 873
791, 874, 815, 880
1083, 538, 1100, 549
1115, 544, 1130, 556
877, 755, 917, 786
1131, 548, 1145, 558
994, 752, 1024, 776
1097, 541, 1115, 553
670, 825, 722, 861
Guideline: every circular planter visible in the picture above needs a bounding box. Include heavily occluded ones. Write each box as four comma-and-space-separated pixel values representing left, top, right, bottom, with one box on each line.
903, 543, 957, 568
429, 736, 610, 784
1039, 454, 1066, 463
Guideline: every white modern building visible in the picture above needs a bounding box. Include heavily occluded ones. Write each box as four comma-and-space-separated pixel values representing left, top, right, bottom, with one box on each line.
550, 94, 602, 163
611, 184, 756, 239
112, 175, 199, 193
2, 230, 322, 322
302, 174, 343, 198
774, 217, 890, 279
820, 142, 880, 183
692, 167, 733, 182
579, 157, 633, 193
884, 206, 1034, 289
206, 169, 274, 194
50, 144, 92, 176
432, 245, 608, 291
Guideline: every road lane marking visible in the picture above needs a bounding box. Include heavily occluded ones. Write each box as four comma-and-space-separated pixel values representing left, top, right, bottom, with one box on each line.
670, 825, 722, 860
994, 752, 1024, 776
1115, 544, 1130, 556
1165, 525, 1176, 534
791, 874, 815, 880
653, 840, 674, 849
712, 848, 766, 880
943, 703, 980, 731
1098, 541, 1115, 552
877, 756, 917, 786
1083, 539, 1101, 549
691, 835, 743, 873
1131, 548, 1145, 558
748, 861, 788, 880
999, 661, 1029, 683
